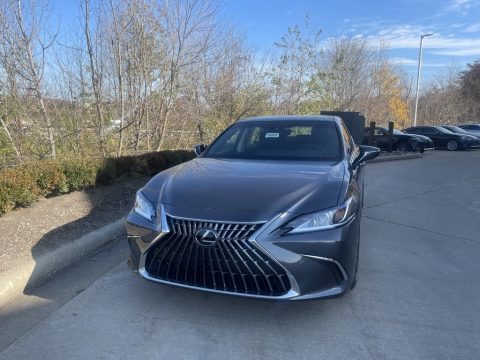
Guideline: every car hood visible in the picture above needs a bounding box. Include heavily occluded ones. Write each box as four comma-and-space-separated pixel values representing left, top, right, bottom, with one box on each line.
452, 133, 477, 140
462, 134, 479, 140
143, 157, 346, 222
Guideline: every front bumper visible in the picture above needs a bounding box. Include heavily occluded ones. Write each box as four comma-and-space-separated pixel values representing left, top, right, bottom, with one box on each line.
461, 140, 480, 149
412, 140, 434, 152
125, 206, 360, 300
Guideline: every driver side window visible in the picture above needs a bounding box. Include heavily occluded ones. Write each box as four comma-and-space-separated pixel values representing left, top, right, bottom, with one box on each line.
246, 127, 261, 147
341, 122, 360, 162
341, 123, 353, 152
222, 129, 241, 152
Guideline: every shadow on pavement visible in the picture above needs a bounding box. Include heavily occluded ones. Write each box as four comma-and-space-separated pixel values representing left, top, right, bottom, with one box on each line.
0, 178, 147, 351
23, 178, 147, 296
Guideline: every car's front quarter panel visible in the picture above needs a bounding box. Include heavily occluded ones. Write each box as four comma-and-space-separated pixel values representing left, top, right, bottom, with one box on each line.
253, 211, 361, 299
125, 209, 162, 269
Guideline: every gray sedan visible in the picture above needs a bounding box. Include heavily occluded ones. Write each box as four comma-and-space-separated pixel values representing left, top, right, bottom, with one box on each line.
125, 115, 379, 300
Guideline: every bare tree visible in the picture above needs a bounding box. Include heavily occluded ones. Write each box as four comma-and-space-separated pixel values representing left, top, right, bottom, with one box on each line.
0, 0, 58, 158
82, 0, 107, 156
270, 20, 322, 115
154, 0, 219, 150
320, 37, 375, 111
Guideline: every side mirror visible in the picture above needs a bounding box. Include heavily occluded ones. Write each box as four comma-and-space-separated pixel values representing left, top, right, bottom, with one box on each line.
193, 144, 206, 157
353, 145, 380, 167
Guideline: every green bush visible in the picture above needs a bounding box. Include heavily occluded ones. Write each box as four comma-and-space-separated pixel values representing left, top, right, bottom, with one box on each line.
27, 160, 68, 195
0, 168, 40, 213
0, 150, 195, 214
61, 158, 100, 191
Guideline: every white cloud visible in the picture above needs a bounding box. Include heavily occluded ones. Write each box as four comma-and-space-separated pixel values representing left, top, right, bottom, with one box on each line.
446, 0, 480, 15
433, 47, 480, 56
363, 23, 480, 57
449, 0, 470, 10
391, 57, 417, 65
390, 57, 448, 67
464, 23, 480, 33
450, 23, 468, 28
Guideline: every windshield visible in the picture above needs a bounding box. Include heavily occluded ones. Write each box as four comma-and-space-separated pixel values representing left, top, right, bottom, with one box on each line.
204, 121, 342, 161
392, 129, 404, 135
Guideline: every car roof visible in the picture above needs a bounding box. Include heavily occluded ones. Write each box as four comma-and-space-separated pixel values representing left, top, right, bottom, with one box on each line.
406, 126, 435, 129
237, 115, 337, 123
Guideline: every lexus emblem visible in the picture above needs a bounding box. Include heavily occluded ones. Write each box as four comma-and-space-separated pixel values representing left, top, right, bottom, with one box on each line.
194, 228, 218, 247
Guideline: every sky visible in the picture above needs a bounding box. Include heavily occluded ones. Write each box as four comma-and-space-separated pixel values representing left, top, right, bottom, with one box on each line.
221, 0, 480, 80
49, 0, 480, 82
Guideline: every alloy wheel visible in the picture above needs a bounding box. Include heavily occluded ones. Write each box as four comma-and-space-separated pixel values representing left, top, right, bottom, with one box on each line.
447, 140, 458, 151
397, 141, 408, 152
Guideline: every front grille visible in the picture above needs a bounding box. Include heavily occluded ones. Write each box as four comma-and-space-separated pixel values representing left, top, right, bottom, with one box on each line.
145, 215, 291, 296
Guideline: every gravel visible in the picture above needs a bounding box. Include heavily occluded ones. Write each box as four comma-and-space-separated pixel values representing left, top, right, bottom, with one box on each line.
0, 177, 148, 274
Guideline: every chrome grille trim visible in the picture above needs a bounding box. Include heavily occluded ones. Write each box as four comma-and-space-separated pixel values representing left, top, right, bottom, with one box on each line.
165, 212, 266, 225
142, 213, 293, 297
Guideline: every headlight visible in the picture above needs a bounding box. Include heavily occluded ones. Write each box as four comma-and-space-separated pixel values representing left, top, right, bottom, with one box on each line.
134, 190, 156, 221
285, 195, 359, 234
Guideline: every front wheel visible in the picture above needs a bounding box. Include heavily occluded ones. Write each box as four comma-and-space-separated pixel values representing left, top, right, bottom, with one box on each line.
396, 141, 411, 152
447, 140, 458, 151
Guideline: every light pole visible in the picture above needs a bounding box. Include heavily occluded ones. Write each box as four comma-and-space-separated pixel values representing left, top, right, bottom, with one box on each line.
413, 33, 433, 127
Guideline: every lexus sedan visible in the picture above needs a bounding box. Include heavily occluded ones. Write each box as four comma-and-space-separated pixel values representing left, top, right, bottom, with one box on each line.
404, 126, 480, 151
440, 125, 480, 139
362, 126, 434, 152
458, 124, 480, 137
125, 116, 379, 300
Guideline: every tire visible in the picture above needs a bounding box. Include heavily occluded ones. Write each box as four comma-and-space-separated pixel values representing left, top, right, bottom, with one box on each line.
396, 141, 411, 152
447, 140, 458, 151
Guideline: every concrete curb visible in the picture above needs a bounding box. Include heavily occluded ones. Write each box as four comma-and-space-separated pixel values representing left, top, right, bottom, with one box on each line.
368, 153, 422, 163
0, 217, 125, 307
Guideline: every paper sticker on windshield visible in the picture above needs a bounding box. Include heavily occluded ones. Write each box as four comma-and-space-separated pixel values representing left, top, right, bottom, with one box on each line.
265, 132, 280, 138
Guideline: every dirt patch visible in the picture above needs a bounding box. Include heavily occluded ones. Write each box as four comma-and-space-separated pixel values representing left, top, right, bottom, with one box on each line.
0, 177, 148, 274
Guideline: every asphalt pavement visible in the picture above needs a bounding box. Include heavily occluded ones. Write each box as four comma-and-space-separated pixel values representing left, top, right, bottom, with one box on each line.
1, 150, 480, 360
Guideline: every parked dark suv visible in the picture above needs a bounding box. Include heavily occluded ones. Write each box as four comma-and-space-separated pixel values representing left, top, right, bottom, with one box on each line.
125, 115, 379, 300
404, 126, 479, 151
362, 127, 434, 152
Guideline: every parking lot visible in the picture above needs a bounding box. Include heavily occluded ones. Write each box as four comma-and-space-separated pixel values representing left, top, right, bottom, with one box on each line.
1, 150, 480, 360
